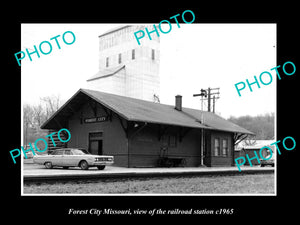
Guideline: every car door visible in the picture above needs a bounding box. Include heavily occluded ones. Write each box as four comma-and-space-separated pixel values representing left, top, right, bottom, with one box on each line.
51, 150, 64, 166
62, 149, 75, 166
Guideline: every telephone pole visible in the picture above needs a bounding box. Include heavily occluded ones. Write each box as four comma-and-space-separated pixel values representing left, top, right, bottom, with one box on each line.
196, 87, 220, 113
193, 89, 208, 166
193, 87, 220, 167
193, 89, 207, 120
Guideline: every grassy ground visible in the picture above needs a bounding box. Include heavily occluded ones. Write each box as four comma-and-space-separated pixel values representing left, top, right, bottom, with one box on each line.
23, 173, 274, 194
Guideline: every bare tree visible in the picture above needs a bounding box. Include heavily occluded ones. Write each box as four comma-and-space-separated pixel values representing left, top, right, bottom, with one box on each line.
244, 138, 257, 146
32, 103, 46, 127
23, 104, 34, 128
40, 94, 61, 120
23, 95, 63, 146
228, 113, 274, 140
23, 104, 35, 146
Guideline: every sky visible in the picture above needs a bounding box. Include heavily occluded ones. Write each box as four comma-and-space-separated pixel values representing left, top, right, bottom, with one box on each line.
21, 23, 276, 119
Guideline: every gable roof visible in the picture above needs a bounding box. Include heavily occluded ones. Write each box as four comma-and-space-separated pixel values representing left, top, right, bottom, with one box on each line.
41, 88, 253, 135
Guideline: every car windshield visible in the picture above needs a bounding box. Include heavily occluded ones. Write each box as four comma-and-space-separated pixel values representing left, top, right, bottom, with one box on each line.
72, 149, 91, 155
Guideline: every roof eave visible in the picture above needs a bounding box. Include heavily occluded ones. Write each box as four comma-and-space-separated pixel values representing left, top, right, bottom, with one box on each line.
41, 89, 131, 130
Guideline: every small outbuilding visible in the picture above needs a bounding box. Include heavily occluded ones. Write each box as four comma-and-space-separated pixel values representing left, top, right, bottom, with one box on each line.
41, 88, 253, 168
235, 140, 275, 165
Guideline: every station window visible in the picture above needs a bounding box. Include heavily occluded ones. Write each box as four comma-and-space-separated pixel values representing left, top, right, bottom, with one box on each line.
222, 139, 228, 156
214, 138, 220, 156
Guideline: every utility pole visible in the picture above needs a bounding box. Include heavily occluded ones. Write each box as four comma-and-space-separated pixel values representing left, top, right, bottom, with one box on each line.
193, 89, 207, 166
198, 87, 220, 113
213, 95, 216, 113
208, 87, 220, 112
207, 88, 211, 112
193, 87, 220, 166
193, 89, 207, 120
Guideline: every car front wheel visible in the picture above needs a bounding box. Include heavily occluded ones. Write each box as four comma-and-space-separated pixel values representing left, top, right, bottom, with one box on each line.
79, 160, 89, 170
45, 162, 53, 169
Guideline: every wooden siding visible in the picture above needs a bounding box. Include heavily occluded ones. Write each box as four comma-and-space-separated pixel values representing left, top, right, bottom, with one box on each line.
128, 125, 201, 167
47, 129, 68, 152
67, 99, 129, 167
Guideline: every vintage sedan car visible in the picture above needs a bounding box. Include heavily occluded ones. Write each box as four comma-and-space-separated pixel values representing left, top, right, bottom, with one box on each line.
33, 148, 114, 170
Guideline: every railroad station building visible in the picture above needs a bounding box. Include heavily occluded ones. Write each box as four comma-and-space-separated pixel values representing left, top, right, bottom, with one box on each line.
41, 88, 253, 168
41, 25, 253, 167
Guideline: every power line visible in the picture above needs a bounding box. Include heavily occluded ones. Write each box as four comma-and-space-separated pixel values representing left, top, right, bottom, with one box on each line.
192, 87, 221, 167
193, 87, 220, 113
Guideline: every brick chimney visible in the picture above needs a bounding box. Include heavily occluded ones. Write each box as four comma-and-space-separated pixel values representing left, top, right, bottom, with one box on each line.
175, 95, 182, 111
